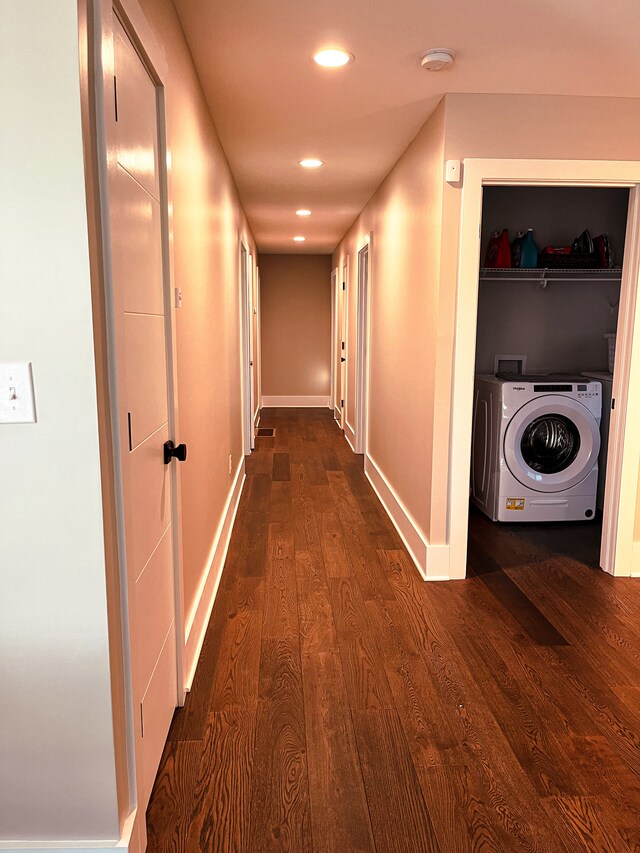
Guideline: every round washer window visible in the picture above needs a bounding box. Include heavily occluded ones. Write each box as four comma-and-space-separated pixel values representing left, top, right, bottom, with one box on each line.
520, 414, 581, 474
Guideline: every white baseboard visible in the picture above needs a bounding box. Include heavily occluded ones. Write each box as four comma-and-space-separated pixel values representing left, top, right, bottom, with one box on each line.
0, 807, 137, 850
344, 419, 356, 452
253, 407, 260, 428
261, 395, 330, 408
0, 845, 124, 851
364, 453, 451, 581
183, 457, 246, 688
334, 407, 342, 427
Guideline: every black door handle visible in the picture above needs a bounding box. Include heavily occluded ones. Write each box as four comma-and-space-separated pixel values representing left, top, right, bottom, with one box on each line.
341, 357, 346, 363
164, 440, 187, 465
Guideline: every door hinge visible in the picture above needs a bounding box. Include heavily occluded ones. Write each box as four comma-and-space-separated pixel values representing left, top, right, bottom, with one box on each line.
127, 412, 132, 451
341, 399, 344, 407
342, 282, 346, 291
341, 341, 345, 350
611, 398, 615, 410
113, 75, 119, 122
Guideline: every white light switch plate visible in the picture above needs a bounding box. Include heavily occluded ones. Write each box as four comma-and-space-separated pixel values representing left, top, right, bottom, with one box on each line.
0, 363, 37, 423
445, 159, 462, 183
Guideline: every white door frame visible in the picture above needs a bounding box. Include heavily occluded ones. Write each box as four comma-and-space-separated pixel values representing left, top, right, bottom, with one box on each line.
93, 0, 185, 846
240, 238, 254, 453
249, 253, 258, 432
355, 233, 372, 454
256, 265, 262, 415
330, 267, 338, 416
450, 158, 640, 580
340, 258, 349, 433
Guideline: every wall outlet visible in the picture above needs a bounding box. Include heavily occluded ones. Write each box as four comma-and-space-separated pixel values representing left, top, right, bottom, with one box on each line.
228, 454, 233, 476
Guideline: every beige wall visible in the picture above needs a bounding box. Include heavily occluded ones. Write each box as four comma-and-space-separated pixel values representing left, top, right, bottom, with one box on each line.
333, 101, 446, 538
138, 0, 257, 623
0, 1, 120, 841
333, 93, 640, 555
260, 254, 332, 399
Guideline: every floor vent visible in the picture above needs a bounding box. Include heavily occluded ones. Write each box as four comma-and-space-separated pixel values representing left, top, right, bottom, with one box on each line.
256, 427, 275, 437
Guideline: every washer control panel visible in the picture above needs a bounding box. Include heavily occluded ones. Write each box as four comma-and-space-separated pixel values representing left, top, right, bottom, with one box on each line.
577, 383, 600, 399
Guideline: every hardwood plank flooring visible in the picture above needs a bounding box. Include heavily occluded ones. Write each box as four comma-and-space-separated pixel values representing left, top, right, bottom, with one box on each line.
147, 408, 640, 852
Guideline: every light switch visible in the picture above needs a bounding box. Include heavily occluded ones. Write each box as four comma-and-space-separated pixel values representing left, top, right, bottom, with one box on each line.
0, 363, 37, 423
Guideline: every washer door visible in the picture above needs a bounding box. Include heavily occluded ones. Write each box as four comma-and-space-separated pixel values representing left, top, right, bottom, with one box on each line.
504, 395, 600, 493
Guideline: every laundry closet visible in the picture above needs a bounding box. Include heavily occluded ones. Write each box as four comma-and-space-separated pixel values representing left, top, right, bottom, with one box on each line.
469, 186, 629, 567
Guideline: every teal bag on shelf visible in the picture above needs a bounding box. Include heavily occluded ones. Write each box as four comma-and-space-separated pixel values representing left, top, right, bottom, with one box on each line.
520, 228, 538, 269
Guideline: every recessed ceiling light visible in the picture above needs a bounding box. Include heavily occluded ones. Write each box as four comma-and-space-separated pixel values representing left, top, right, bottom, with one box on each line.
299, 158, 324, 169
293, 236, 306, 242
420, 48, 455, 71
313, 48, 354, 68
296, 209, 312, 216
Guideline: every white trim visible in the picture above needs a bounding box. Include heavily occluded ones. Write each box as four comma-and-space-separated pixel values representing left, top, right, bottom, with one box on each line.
183, 458, 246, 688
355, 234, 372, 454
364, 454, 450, 581
340, 258, 349, 432
451, 158, 640, 581
330, 268, 337, 412
254, 408, 261, 429
248, 253, 256, 446
261, 395, 330, 408
602, 186, 640, 576
114, 0, 167, 78
155, 49, 186, 706
344, 418, 357, 451
94, 0, 139, 812
0, 844, 124, 851
256, 266, 262, 413
334, 406, 341, 425
0, 805, 137, 849
632, 540, 640, 577
239, 238, 253, 454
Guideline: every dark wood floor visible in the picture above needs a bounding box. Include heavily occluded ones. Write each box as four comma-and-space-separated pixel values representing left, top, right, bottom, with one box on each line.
146, 408, 640, 852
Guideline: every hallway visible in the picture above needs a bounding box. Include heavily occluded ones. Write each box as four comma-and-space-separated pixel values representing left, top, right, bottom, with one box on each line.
146, 410, 640, 852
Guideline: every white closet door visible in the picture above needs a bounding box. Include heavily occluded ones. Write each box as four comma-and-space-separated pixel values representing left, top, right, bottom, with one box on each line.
111, 16, 177, 809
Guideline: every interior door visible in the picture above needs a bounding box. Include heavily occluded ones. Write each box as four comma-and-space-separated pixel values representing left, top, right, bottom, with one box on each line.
339, 262, 347, 427
248, 253, 256, 440
330, 269, 337, 412
110, 16, 178, 813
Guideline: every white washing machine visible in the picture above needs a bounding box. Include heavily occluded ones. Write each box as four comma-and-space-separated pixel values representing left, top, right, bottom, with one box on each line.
581, 371, 613, 511
471, 374, 601, 522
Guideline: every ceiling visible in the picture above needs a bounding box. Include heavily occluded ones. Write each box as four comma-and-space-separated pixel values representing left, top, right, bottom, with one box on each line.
173, 0, 640, 255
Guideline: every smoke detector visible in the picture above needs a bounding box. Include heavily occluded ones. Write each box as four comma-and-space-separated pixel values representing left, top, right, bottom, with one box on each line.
421, 49, 455, 71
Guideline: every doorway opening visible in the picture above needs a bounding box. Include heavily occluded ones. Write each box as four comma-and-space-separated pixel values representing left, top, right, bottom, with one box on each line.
468, 185, 629, 577
449, 161, 640, 583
